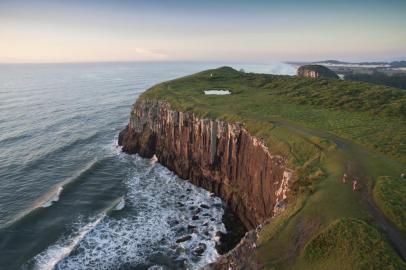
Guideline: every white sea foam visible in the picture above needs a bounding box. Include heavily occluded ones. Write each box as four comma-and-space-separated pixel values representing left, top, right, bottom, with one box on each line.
42, 186, 63, 208
110, 138, 123, 156
33, 157, 226, 270
33, 215, 104, 270
113, 197, 125, 211
150, 154, 158, 164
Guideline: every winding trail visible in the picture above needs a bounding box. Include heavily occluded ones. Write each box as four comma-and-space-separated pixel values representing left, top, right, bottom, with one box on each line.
344, 154, 406, 261
271, 118, 406, 261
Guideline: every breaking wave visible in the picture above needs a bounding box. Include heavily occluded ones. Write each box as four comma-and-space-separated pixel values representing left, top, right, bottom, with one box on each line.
33, 215, 105, 270
2, 159, 100, 228
42, 186, 63, 208
112, 196, 125, 211
32, 157, 226, 270
39, 158, 99, 208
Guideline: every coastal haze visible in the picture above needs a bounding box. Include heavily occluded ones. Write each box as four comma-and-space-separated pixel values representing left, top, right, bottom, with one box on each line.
0, 62, 293, 269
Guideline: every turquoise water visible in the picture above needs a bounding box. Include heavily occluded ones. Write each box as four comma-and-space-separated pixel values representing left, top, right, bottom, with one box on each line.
0, 62, 294, 270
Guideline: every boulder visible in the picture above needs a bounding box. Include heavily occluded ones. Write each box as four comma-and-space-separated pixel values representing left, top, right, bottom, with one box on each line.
193, 243, 207, 256
297, 65, 339, 79
176, 235, 192, 243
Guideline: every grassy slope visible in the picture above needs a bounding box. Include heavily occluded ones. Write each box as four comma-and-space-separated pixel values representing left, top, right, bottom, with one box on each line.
139, 67, 406, 269
301, 218, 404, 270
374, 176, 406, 233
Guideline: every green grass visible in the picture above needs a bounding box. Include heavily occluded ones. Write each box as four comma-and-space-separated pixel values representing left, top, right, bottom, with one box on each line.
300, 218, 406, 270
374, 176, 406, 233
255, 147, 376, 269
141, 67, 406, 163
139, 67, 406, 269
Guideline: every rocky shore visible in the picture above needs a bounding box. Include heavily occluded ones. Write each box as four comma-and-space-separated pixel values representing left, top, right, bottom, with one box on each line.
119, 99, 293, 268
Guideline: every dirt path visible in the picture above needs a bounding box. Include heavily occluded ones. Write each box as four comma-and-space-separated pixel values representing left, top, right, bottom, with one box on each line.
273, 118, 406, 261
345, 160, 406, 261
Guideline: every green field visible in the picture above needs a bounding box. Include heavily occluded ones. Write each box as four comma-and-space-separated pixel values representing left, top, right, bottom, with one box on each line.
139, 67, 406, 269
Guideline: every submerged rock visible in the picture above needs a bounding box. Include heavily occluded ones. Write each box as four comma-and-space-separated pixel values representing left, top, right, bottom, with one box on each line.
168, 219, 180, 227
187, 224, 197, 231
193, 243, 207, 256
176, 235, 192, 243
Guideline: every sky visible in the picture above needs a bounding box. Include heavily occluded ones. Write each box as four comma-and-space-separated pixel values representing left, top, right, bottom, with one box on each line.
0, 0, 405, 63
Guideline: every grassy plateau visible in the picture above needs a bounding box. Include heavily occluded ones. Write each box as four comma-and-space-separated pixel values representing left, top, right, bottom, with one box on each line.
139, 67, 406, 269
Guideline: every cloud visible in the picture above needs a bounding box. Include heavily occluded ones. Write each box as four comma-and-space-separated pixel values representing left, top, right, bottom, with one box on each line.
134, 48, 167, 60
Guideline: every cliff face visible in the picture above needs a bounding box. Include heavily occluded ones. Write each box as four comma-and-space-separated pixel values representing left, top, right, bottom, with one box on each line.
119, 99, 292, 230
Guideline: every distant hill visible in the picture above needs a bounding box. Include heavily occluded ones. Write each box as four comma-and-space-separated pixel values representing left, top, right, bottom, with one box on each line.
316, 60, 351, 65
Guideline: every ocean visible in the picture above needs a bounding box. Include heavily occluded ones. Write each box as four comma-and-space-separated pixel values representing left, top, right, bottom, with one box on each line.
0, 62, 295, 270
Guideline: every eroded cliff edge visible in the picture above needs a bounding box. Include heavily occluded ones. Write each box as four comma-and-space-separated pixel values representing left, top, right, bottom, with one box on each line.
119, 99, 292, 229
118, 99, 293, 267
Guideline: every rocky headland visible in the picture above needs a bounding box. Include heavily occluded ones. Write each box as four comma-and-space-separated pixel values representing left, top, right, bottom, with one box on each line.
118, 67, 406, 269
297, 64, 339, 79
119, 99, 292, 268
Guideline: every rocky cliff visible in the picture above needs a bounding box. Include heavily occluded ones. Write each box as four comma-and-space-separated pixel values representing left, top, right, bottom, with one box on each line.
119, 99, 292, 231
117, 67, 406, 270
297, 64, 339, 79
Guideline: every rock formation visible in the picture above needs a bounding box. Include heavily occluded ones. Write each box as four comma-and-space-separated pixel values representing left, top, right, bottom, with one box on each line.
119, 99, 292, 230
297, 64, 339, 79
119, 99, 293, 268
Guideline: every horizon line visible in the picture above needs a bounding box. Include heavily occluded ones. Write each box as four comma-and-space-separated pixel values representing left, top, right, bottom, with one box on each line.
1, 58, 404, 65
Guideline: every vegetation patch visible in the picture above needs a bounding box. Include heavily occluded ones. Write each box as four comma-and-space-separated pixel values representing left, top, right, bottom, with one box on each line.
302, 218, 405, 270
373, 176, 406, 233
345, 71, 406, 90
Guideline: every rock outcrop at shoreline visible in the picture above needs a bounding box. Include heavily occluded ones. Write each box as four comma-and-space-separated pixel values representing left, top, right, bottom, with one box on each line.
119, 99, 292, 229
119, 99, 293, 267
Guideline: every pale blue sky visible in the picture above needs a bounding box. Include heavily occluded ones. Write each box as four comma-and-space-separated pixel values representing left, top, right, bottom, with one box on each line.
0, 0, 405, 63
